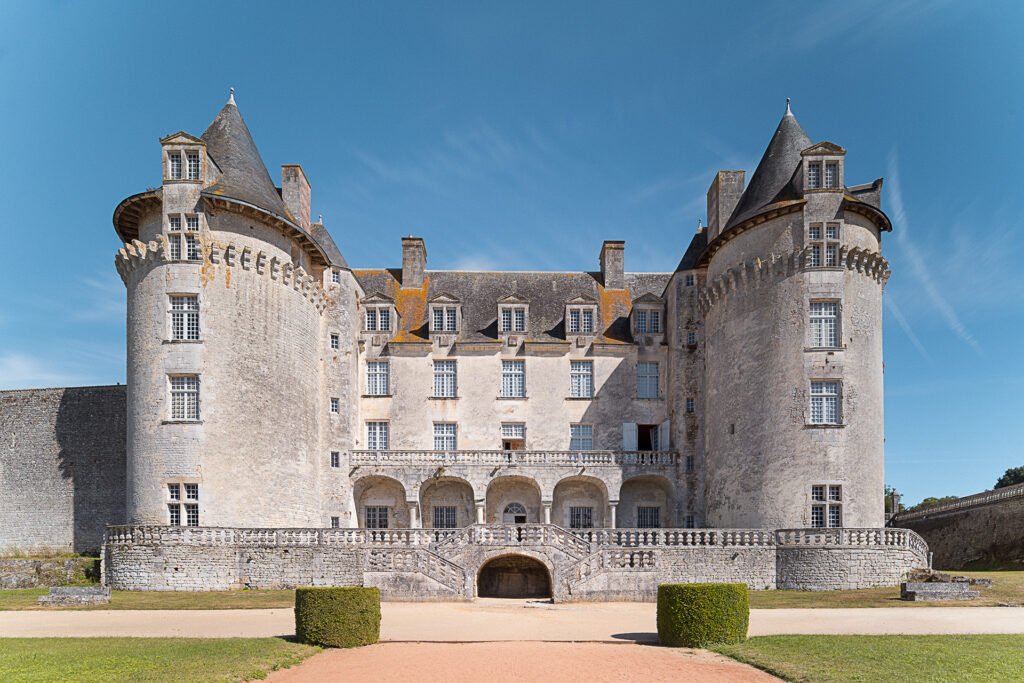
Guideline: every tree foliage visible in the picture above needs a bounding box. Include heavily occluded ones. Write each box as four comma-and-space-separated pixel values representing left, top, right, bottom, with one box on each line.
995, 466, 1024, 490
907, 496, 958, 512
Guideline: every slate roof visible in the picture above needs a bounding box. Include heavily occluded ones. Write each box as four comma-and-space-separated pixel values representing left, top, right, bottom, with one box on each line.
352, 270, 672, 345
200, 101, 291, 220
676, 229, 708, 272
724, 102, 812, 232
311, 223, 349, 269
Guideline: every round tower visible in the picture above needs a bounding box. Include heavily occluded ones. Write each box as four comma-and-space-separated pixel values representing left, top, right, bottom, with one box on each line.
113, 94, 332, 528
699, 103, 892, 529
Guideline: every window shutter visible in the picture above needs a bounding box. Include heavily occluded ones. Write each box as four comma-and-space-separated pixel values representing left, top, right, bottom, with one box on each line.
659, 420, 670, 451
622, 423, 638, 451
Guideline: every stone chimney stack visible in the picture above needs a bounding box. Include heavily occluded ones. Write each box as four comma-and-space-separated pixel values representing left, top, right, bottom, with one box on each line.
281, 165, 311, 231
600, 240, 625, 290
402, 236, 427, 288
706, 171, 745, 241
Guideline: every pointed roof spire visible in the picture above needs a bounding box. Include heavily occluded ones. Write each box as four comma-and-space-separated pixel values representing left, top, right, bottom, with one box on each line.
200, 95, 289, 219
723, 100, 812, 231
227, 87, 235, 106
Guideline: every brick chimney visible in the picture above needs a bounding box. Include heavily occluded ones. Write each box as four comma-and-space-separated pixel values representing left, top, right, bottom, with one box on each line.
281, 165, 311, 231
706, 171, 745, 241
600, 240, 625, 290
402, 237, 427, 288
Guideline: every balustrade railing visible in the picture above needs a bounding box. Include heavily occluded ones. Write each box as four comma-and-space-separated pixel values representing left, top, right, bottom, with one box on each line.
348, 450, 676, 467
891, 481, 1024, 522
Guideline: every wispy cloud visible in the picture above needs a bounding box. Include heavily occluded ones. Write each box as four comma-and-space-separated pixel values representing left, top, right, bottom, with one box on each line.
72, 272, 125, 322
884, 296, 931, 362
0, 352, 86, 390
887, 149, 982, 356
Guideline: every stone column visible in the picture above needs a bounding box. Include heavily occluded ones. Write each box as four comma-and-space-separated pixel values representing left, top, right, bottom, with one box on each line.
476, 502, 485, 524
609, 502, 618, 529
543, 503, 552, 524
409, 502, 420, 529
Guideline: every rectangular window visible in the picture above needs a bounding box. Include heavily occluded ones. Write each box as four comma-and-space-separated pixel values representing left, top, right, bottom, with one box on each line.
810, 382, 840, 424
168, 234, 182, 260
809, 302, 839, 348
825, 244, 838, 267
366, 309, 377, 331
185, 215, 199, 231
687, 331, 697, 345
808, 224, 821, 240
330, 516, 340, 528
500, 307, 525, 332
168, 152, 182, 180
330, 452, 339, 468
636, 309, 648, 333
185, 504, 199, 526
379, 309, 391, 331
808, 162, 821, 189
685, 274, 695, 287
330, 334, 339, 349
169, 295, 200, 341
808, 245, 821, 268
686, 397, 695, 413
501, 423, 525, 439
811, 485, 825, 502
433, 360, 457, 398
186, 152, 200, 180
365, 308, 391, 332
686, 515, 695, 529
185, 234, 199, 260
825, 224, 839, 240
811, 505, 825, 528
637, 506, 660, 529
168, 504, 180, 525
330, 397, 339, 413
367, 361, 389, 395
570, 361, 593, 398
331, 270, 340, 284
637, 362, 659, 399
569, 506, 593, 529
433, 422, 456, 450
828, 504, 842, 527
366, 422, 389, 450
514, 308, 525, 331
825, 162, 838, 188
432, 306, 458, 332
569, 423, 593, 450
168, 215, 182, 232
168, 483, 181, 501
365, 506, 388, 529
501, 360, 525, 397
501, 308, 512, 332
184, 483, 198, 501
686, 455, 695, 472
649, 311, 661, 333
829, 485, 842, 502
581, 309, 594, 333
169, 376, 199, 420
568, 309, 580, 333
433, 506, 457, 529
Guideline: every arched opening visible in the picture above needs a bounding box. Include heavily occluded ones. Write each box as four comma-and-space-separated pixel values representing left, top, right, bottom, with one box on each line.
420, 477, 475, 529
477, 555, 551, 598
618, 475, 675, 528
352, 475, 409, 528
552, 475, 609, 529
503, 502, 527, 524
485, 476, 541, 524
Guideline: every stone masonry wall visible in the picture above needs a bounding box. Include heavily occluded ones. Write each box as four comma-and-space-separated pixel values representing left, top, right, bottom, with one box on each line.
0, 386, 126, 554
894, 496, 1024, 570
776, 547, 923, 590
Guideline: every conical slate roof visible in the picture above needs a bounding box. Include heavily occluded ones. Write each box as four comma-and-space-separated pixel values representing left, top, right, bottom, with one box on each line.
724, 101, 812, 231
201, 95, 290, 220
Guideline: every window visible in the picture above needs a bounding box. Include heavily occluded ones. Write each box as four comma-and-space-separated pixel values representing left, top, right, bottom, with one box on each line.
168, 152, 182, 180
825, 244, 838, 267
825, 224, 839, 239
686, 397, 695, 413
185, 505, 198, 527
330, 397, 339, 413
812, 485, 825, 502
433, 422, 456, 450
635, 309, 662, 334
168, 216, 182, 260
169, 376, 199, 420
569, 506, 593, 529
829, 485, 842, 502
637, 424, 660, 451
366, 422, 389, 450
185, 215, 199, 231
168, 504, 181, 525
331, 270, 340, 284
185, 234, 199, 260
330, 452, 340, 468
570, 361, 593, 398
825, 162, 838, 188
687, 331, 697, 345
686, 515, 695, 529
168, 483, 181, 501
637, 362, 659, 399
808, 225, 821, 240
686, 455, 695, 472
433, 360, 457, 397
808, 223, 840, 268
168, 215, 182, 232
810, 382, 840, 424
330, 334, 339, 349
330, 516, 340, 528
570, 424, 593, 450
501, 423, 525, 450
365, 506, 388, 529
365, 307, 392, 332
811, 505, 825, 528
501, 360, 525, 398
169, 295, 199, 341
568, 308, 595, 334
829, 504, 842, 527
185, 484, 198, 501
186, 152, 200, 180
432, 306, 458, 332
808, 245, 822, 268
807, 162, 821, 189
637, 506, 660, 529
810, 484, 842, 528
167, 483, 198, 525
685, 274, 695, 287
500, 307, 526, 332
433, 506, 457, 529
367, 361, 389, 395
809, 302, 839, 348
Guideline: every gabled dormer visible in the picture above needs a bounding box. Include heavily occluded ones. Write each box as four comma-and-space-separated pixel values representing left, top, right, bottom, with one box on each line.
497, 294, 529, 347
429, 293, 461, 346
565, 294, 598, 346
801, 141, 846, 192
160, 132, 207, 184
360, 292, 397, 347
631, 293, 665, 346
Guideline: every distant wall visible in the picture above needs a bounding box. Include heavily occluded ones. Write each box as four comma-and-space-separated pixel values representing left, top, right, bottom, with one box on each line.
0, 386, 126, 554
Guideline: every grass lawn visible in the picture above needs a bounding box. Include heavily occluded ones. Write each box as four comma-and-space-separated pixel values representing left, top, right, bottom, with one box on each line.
0, 589, 296, 611
713, 634, 1024, 682
0, 637, 318, 682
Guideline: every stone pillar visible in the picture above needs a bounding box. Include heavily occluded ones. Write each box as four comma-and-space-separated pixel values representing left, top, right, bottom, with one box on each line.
409, 502, 420, 529
609, 503, 618, 529
543, 503, 552, 524
476, 502, 485, 524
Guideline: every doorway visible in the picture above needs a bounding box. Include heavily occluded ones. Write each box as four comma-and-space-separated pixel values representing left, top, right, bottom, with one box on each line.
503, 502, 527, 524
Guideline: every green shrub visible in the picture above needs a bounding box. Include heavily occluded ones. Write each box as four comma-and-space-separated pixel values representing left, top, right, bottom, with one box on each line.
657, 583, 749, 647
294, 587, 381, 648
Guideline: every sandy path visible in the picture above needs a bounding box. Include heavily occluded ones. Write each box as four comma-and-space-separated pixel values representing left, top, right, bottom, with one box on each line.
266, 642, 781, 682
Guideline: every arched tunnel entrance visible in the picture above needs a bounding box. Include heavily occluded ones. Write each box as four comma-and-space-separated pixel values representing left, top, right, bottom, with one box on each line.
477, 555, 552, 599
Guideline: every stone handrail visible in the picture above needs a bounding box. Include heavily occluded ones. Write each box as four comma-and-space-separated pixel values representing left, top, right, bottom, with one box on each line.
775, 527, 929, 560
349, 450, 676, 467
572, 528, 776, 548
433, 524, 593, 559
891, 482, 1024, 523
565, 549, 657, 590
363, 547, 465, 592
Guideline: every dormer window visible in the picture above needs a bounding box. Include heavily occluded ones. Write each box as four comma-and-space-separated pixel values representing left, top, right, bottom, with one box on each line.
568, 309, 594, 334
366, 307, 392, 332
500, 307, 526, 332
824, 162, 838, 188
635, 309, 661, 333
169, 152, 182, 180
428, 294, 461, 334
802, 142, 845, 192
631, 294, 666, 337
187, 152, 200, 180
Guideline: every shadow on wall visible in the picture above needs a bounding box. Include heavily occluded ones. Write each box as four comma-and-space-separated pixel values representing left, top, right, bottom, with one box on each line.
56, 386, 127, 554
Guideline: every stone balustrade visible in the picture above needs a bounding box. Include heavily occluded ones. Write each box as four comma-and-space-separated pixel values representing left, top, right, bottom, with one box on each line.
348, 450, 677, 467
891, 481, 1024, 522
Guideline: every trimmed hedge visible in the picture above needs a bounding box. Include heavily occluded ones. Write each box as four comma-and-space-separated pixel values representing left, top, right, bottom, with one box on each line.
294, 587, 381, 648
657, 583, 749, 647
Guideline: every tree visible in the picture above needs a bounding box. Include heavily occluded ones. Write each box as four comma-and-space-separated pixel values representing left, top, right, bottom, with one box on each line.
995, 466, 1024, 489
907, 496, 958, 513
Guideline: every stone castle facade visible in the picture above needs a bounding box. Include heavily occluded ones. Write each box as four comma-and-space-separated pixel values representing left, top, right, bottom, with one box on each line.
0, 95, 927, 597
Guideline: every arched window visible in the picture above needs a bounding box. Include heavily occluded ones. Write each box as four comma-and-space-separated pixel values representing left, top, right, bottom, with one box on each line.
503, 503, 526, 515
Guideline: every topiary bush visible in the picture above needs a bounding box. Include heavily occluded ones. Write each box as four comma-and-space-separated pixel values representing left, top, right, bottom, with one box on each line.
657, 583, 749, 647
294, 587, 381, 648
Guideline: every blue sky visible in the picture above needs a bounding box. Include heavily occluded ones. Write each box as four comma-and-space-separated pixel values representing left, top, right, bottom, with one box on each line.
1, 1, 1021, 506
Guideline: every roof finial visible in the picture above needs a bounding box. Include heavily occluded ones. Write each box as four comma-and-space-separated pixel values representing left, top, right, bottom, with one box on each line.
318, 214, 323, 224
228, 87, 236, 105
785, 97, 791, 115
697, 218, 703, 233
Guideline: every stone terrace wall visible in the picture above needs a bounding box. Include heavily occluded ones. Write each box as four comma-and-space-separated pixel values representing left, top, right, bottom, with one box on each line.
0, 386, 126, 554
776, 547, 924, 590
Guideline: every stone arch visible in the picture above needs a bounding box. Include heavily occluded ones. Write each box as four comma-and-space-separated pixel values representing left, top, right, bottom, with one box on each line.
552, 475, 609, 529
618, 475, 675, 528
352, 475, 410, 528
419, 476, 475, 529
485, 476, 542, 524
476, 552, 552, 598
